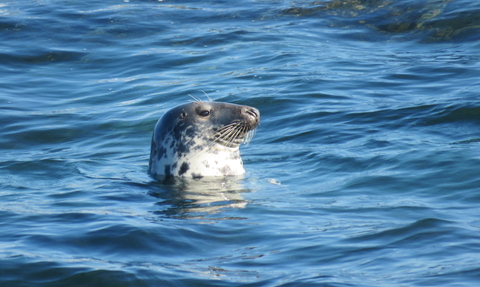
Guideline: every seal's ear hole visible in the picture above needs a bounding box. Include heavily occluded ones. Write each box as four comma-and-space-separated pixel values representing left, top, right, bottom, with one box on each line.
179, 112, 186, 120
199, 110, 211, 117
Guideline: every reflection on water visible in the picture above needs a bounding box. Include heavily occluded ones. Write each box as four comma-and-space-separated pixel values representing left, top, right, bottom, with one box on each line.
149, 176, 249, 220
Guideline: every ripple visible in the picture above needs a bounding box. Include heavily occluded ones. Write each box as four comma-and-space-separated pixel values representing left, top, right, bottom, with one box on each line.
1, 0, 480, 286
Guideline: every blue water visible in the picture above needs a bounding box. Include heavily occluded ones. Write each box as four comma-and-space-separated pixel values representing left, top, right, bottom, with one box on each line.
1, 0, 480, 286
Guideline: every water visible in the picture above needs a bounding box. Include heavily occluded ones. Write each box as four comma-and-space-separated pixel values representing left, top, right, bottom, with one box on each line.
1, 0, 480, 286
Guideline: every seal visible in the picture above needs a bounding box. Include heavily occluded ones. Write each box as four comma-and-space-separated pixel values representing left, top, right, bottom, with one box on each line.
148, 101, 260, 179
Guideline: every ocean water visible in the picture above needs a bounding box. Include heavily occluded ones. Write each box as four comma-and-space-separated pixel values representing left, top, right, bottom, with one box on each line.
1, 0, 480, 286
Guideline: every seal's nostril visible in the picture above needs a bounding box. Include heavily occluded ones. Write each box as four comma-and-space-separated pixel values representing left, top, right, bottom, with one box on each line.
245, 108, 259, 119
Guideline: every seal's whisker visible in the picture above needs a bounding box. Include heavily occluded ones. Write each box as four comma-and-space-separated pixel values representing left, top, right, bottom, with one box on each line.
240, 126, 249, 143
214, 129, 239, 147
208, 129, 236, 149
200, 90, 213, 102
213, 127, 236, 143
224, 124, 245, 143
218, 121, 242, 130
227, 127, 244, 145
213, 122, 248, 146
222, 129, 237, 144
215, 124, 239, 137
188, 94, 202, 102
244, 128, 256, 145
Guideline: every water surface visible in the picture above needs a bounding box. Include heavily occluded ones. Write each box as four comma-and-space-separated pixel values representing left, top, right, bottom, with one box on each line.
1, 0, 480, 286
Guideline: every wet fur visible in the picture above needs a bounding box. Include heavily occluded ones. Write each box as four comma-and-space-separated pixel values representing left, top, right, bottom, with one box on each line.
149, 101, 259, 179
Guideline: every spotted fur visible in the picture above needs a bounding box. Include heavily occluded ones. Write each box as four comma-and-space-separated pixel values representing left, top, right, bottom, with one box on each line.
148, 101, 259, 179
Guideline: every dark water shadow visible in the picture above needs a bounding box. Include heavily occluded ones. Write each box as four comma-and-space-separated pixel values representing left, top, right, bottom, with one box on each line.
148, 176, 250, 220
281, 0, 480, 43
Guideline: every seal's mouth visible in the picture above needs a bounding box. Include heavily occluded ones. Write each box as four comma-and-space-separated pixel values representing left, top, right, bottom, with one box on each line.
213, 120, 257, 148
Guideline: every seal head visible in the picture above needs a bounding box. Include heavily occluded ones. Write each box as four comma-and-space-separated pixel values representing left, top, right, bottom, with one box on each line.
148, 101, 260, 179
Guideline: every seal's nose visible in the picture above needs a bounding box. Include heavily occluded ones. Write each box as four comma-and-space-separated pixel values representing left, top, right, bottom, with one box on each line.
242, 106, 260, 127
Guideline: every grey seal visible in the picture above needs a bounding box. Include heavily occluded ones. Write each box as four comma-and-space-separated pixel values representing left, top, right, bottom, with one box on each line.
148, 101, 260, 179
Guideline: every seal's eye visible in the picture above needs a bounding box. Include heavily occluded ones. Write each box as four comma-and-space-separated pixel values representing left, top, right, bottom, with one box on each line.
199, 110, 211, 117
